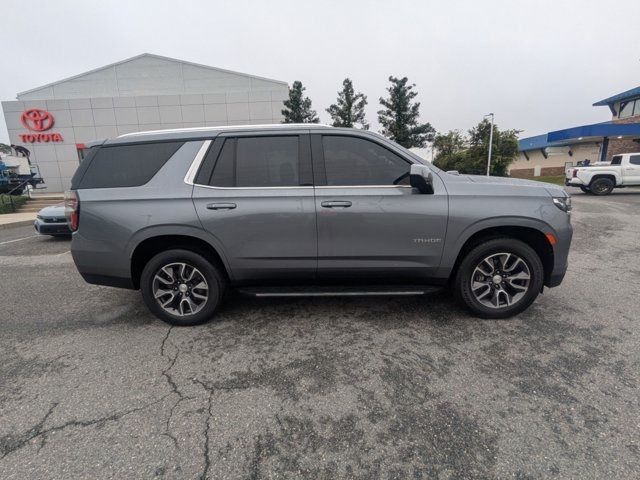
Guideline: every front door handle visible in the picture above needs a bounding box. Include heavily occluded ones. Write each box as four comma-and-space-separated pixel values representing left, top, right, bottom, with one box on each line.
321, 200, 352, 208
206, 203, 237, 210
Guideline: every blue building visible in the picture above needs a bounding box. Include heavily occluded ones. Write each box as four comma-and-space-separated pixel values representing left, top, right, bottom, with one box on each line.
511, 85, 640, 177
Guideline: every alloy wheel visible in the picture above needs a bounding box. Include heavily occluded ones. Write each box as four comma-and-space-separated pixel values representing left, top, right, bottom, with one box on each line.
470, 252, 531, 309
152, 262, 209, 316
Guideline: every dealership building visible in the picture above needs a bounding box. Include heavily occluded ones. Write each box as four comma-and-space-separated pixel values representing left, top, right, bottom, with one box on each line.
1, 54, 289, 192
511, 84, 640, 177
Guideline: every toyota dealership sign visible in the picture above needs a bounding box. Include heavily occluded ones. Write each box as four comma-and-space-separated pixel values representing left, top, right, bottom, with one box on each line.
18, 108, 63, 143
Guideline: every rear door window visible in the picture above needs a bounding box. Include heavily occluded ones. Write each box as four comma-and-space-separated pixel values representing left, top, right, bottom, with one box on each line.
208, 136, 301, 187
77, 141, 184, 189
629, 155, 640, 165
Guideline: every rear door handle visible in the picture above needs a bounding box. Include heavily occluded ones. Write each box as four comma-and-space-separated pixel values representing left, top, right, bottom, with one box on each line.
321, 200, 352, 208
206, 203, 237, 210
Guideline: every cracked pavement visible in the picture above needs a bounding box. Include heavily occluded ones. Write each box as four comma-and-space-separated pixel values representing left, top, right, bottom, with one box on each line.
1, 188, 639, 479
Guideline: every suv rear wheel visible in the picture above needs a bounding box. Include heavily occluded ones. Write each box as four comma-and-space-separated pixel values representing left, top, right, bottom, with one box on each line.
140, 249, 225, 326
453, 238, 543, 319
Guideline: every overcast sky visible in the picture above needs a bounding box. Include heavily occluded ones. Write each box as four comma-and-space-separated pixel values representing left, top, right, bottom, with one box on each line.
1, 0, 639, 144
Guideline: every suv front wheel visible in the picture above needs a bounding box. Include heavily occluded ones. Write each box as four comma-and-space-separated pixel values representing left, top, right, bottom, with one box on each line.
140, 249, 225, 326
453, 238, 544, 319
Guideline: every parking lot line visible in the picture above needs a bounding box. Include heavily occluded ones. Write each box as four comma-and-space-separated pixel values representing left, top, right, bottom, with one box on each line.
0, 235, 39, 246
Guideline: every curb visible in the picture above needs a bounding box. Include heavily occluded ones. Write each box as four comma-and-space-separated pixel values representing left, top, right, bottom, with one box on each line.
0, 220, 35, 230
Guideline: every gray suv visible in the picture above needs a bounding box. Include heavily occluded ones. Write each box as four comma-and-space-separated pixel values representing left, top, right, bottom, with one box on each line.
67, 124, 572, 326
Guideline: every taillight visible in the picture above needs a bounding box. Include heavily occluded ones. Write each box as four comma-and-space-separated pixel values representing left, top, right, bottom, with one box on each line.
572, 169, 578, 178
64, 190, 79, 231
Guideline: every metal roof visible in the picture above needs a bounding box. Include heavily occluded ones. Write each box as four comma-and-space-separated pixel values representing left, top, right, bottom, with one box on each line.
17, 53, 288, 98
519, 121, 640, 151
518, 134, 549, 151
593, 85, 640, 106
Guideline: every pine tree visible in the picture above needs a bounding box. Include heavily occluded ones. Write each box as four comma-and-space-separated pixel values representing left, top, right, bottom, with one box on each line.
281, 81, 319, 124
326, 78, 368, 129
377, 76, 435, 148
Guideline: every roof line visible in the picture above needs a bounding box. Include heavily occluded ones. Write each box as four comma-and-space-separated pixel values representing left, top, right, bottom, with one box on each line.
593, 85, 640, 106
17, 53, 288, 97
118, 123, 334, 138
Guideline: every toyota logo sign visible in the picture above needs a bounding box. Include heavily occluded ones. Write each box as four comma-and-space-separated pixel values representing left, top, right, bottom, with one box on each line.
21, 108, 55, 132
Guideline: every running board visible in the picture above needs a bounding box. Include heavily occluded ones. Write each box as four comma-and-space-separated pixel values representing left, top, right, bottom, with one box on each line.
237, 285, 442, 298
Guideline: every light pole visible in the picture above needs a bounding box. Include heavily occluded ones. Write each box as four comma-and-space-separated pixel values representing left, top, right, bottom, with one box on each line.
485, 113, 494, 176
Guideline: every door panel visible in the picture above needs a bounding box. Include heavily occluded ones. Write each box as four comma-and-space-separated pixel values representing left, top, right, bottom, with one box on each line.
312, 133, 448, 281
315, 185, 448, 280
623, 155, 640, 184
193, 186, 317, 282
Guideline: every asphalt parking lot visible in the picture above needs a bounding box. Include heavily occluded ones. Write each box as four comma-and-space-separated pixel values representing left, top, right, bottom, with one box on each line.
1, 188, 639, 479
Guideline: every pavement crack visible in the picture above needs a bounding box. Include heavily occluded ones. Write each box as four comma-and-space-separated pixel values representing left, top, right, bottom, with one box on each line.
159, 326, 188, 449
0, 395, 169, 460
193, 379, 214, 480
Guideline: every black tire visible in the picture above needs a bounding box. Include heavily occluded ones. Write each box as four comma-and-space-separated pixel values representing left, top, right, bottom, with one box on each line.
453, 238, 544, 319
579, 186, 591, 194
140, 249, 225, 326
10, 189, 23, 196
589, 177, 614, 195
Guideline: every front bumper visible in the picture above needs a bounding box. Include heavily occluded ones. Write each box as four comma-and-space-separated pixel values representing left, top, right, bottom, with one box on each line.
546, 220, 572, 288
34, 219, 71, 236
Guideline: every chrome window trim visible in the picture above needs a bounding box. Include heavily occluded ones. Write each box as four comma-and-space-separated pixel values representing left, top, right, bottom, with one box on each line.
316, 185, 412, 189
190, 184, 411, 191
191, 184, 314, 190
184, 140, 212, 185
184, 139, 413, 191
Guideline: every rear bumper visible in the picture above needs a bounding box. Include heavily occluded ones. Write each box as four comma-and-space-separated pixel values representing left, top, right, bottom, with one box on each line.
79, 272, 135, 289
34, 219, 71, 236
71, 231, 134, 289
565, 179, 586, 187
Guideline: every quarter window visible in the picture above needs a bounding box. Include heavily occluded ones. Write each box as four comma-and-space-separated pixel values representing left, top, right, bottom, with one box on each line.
208, 136, 300, 187
77, 141, 184, 189
322, 136, 411, 186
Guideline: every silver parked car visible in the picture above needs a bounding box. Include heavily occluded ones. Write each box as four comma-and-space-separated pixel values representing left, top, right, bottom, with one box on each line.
67, 125, 572, 326
35, 203, 71, 237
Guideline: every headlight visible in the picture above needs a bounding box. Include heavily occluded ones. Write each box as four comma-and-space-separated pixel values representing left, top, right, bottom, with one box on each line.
553, 196, 571, 213
36, 215, 43, 220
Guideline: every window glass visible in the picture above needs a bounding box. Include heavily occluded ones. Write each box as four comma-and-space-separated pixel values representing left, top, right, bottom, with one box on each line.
322, 136, 410, 186
78, 141, 184, 189
237, 136, 299, 187
633, 100, 640, 117
611, 155, 623, 165
629, 155, 640, 165
208, 136, 300, 187
209, 139, 235, 187
619, 101, 634, 118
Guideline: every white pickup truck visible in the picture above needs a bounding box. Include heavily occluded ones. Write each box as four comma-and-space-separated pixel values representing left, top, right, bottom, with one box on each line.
565, 152, 640, 195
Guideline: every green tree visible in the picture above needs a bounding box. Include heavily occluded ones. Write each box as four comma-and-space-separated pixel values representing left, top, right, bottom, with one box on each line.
433, 119, 520, 176
326, 78, 368, 129
431, 130, 466, 171
282, 80, 319, 124
377, 76, 435, 148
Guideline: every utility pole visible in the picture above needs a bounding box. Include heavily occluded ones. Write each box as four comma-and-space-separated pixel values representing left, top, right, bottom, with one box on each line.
485, 113, 494, 176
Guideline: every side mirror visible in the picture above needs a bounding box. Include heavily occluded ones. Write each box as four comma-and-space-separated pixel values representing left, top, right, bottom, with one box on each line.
409, 164, 434, 194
